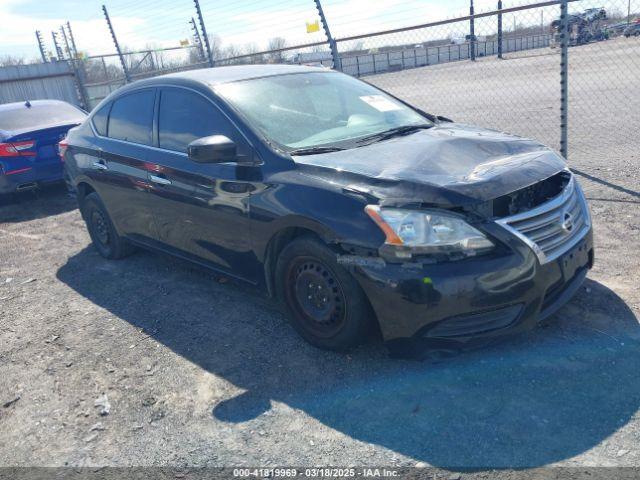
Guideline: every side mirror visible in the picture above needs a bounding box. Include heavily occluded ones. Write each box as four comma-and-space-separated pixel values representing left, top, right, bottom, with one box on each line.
187, 135, 237, 163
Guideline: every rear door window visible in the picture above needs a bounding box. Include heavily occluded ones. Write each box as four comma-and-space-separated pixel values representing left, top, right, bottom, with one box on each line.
158, 88, 224, 153
107, 90, 155, 146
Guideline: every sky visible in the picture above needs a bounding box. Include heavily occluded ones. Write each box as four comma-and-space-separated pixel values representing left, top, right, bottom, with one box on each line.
0, 0, 567, 61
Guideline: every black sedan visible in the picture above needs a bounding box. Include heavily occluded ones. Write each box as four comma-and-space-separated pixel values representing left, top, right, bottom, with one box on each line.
63, 65, 593, 351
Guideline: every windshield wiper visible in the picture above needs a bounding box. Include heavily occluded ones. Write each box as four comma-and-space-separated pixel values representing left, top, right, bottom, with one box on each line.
356, 124, 434, 145
289, 146, 345, 156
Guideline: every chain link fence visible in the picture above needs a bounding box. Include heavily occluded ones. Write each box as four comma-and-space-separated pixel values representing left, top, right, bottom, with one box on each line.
33, 0, 640, 168
564, 0, 639, 169
343, 1, 564, 153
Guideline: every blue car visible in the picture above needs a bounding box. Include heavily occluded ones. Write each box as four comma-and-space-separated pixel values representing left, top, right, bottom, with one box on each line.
0, 99, 86, 194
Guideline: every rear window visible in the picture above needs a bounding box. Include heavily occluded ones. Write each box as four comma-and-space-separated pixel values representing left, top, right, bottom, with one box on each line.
0, 102, 85, 131
107, 90, 155, 146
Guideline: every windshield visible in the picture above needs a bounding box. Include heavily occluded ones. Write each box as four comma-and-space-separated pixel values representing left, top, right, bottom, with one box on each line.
215, 72, 429, 151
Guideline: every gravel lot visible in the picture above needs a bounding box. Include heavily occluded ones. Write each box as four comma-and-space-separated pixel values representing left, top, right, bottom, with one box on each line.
1, 38, 639, 471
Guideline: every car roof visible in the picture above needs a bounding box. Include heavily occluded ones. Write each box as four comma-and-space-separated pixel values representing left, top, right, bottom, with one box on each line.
131, 64, 332, 90
0, 99, 77, 113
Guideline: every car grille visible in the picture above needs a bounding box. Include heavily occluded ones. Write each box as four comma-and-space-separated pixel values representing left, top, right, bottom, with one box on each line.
496, 174, 591, 264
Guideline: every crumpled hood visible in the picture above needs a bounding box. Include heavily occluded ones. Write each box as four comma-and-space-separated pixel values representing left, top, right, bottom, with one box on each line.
292, 123, 566, 206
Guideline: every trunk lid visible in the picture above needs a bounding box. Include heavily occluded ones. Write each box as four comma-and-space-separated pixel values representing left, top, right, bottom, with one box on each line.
6, 124, 77, 164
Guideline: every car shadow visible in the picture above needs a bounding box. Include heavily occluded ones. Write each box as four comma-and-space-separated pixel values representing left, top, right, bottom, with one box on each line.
0, 183, 76, 223
57, 246, 640, 468
573, 168, 640, 199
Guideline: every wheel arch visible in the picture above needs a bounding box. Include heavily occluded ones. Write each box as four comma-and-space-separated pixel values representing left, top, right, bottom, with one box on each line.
264, 223, 383, 345
76, 181, 96, 204
262, 221, 338, 299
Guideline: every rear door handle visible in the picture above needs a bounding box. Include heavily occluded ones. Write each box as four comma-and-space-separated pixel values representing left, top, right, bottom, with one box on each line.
92, 160, 108, 171
149, 174, 172, 186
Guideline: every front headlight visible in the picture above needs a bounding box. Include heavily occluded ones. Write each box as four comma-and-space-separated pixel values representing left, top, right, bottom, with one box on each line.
365, 205, 494, 260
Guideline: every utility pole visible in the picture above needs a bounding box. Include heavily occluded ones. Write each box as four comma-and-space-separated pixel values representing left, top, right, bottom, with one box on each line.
35, 30, 48, 62
469, 0, 476, 61
314, 0, 341, 70
102, 5, 131, 82
497, 0, 503, 58
193, 0, 214, 67
51, 31, 65, 60
190, 17, 206, 61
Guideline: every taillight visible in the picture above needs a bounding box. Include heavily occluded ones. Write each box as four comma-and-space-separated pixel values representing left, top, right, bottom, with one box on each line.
58, 139, 69, 161
0, 141, 36, 157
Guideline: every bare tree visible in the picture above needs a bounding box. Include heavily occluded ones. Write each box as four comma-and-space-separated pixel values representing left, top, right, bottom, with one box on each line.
0, 55, 28, 67
266, 37, 287, 63
220, 44, 243, 64
352, 41, 365, 53
207, 34, 223, 61
242, 43, 264, 64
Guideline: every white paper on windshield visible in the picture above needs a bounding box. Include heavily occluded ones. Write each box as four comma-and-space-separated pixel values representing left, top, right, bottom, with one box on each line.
359, 95, 402, 112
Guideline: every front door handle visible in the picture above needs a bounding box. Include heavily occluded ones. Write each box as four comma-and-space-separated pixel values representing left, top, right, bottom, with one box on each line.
149, 174, 172, 186
92, 160, 108, 171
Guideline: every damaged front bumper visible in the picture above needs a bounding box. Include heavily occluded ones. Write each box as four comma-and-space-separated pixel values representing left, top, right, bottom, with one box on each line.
342, 224, 594, 345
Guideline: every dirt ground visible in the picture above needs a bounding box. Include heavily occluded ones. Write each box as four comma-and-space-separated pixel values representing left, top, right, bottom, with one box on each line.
1, 38, 639, 472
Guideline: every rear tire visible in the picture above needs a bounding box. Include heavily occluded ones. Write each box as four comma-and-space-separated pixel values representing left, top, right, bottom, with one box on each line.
275, 236, 374, 351
81, 192, 135, 260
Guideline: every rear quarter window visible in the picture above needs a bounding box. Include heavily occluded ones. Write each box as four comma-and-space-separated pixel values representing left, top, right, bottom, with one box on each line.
92, 103, 111, 136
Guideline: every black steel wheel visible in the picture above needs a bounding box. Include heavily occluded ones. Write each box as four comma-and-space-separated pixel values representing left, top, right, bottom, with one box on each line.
91, 209, 110, 247
81, 192, 135, 260
275, 236, 375, 351
288, 257, 347, 339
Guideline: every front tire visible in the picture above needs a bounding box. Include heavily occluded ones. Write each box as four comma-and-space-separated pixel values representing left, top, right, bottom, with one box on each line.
81, 192, 135, 260
275, 236, 375, 351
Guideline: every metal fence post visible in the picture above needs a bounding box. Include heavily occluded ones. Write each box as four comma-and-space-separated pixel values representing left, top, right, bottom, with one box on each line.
51, 31, 64, 60
59, 26, 73, 61
102, 5, 131, 82
314, 0, 341, 71
470, 0, 476, 61
497, 0, 503, 59
35, 31, 47, 62
190, 17, 206, 62
58, 24, 89, 109
560, 0, 569, 159
194, 0, 214, 67
66, 22, 81, 60
67, 21, 92, 107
